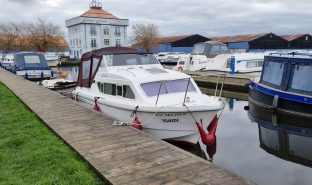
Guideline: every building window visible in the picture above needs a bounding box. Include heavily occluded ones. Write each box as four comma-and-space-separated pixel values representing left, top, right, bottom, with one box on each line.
104, 39, 110, 46
104, 28, 109, 35
79, 39, 81, 45
90, 25, 97, 36
91, 39, 97, 48
115, 27, 121, 36
115, 39, 121, 47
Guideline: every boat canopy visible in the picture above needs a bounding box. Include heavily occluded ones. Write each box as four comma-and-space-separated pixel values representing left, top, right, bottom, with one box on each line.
260, 53, 312, 95
14, 52, 50, 70
192, 41, 229, 58
77, 47, 139, 88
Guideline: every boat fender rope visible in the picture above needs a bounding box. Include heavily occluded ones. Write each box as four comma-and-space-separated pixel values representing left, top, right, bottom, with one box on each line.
93, 97, 100, 112
130, 106, 139, 117
196, 115, 218, 146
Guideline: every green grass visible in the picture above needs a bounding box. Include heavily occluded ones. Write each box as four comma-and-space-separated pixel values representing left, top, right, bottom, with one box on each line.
0, 83, 106, 185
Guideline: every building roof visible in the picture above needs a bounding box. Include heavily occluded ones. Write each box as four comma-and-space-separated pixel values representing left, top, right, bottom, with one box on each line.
281, 34, 307, 41
80, 7, 119, 19
211, 33, 270, 43
155, 35, 193, 44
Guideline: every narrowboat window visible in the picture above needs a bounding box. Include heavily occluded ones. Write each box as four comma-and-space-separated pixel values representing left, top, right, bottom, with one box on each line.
261, 61, 285, 86
117, 85, 123, 96
141, 79, 196, 97
123, 85, 135, 99
104, 83, 116, 95
82, 60, 91, 79
290, 65, 312, 93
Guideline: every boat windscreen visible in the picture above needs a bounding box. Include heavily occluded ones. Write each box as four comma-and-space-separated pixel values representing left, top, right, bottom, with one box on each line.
104, 54, 159, 66
192, 44, 205, 54
141, 79, 196, 97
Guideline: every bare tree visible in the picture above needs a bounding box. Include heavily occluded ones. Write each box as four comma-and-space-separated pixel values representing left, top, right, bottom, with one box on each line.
26, 19, 64, 52
0, 22, 22, 50
132, 24, 160, 52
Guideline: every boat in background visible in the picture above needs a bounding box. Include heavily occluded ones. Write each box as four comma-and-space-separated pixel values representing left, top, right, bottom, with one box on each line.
72, 47, 224, 146
11, 52, 52, 80
0, 54, 15, 70
174, 41, 265, 73
44, 52, 60, 67
249, 52, 312, 120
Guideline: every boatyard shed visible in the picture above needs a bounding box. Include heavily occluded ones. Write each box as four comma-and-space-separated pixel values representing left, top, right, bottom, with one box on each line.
152, 34, 210, 53
282, 34, 312, 49
212, 33, 288, 52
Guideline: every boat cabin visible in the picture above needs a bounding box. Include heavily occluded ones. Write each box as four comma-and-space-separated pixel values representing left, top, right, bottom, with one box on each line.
192, 41, 229, 58
260, 53, 312, 95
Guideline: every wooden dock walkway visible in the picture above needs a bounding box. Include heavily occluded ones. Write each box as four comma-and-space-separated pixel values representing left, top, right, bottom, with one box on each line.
0, 69, 254, 185
184, 70, 260, 93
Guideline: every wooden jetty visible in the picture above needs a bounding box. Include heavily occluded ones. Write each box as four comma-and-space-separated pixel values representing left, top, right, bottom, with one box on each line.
0, 69, 255, 185
184, 70, 260, 93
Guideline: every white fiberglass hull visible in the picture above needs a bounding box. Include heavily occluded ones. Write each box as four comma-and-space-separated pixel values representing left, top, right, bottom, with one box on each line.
16, 70, 52, 80
73, 93, 220, 144
47, 59, 60, 67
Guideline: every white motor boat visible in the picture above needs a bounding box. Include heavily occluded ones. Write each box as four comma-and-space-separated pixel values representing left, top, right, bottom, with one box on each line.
72, 47, 224, 145
175, 41, 264, 73
0, 54, 15, 70
44, 52, 60, 67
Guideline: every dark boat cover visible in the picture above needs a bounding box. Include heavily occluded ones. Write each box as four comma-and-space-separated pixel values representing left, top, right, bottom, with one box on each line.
14, 52, 50, 70
77, 47, 138, 88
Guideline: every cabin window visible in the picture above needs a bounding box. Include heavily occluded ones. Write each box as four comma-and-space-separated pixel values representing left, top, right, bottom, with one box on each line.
24, 55, 41, 64
104, 54, 159, 66
192, 44, 205, 54
140, 79, 196, 97
116, 85, 123, 96
289, 65, 312, 93
82, 60, 91, 79
221, 46, 229, 54
246, 60, 264, 68
210, 45, 221, 55
104, 83, 116, 96
123, 85, 135, 99
262, 61, 285, 86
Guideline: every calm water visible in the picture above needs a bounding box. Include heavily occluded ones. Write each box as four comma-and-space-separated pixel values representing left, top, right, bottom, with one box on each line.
57, 66, 312, 185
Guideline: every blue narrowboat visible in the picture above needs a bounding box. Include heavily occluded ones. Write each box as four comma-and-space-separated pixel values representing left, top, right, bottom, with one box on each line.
249, 53, 312, 117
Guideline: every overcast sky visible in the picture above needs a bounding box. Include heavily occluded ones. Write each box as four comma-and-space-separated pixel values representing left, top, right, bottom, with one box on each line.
0, 0, 311, 39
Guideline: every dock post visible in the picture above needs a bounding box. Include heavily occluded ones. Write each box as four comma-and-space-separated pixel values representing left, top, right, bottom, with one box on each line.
230, 56, 235, 74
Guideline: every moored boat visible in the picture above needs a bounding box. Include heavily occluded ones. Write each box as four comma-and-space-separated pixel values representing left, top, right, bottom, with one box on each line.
11, 52, 52, 80
44, 52, 60, 67
249, 52, 312, 118
72, 47, 224, 145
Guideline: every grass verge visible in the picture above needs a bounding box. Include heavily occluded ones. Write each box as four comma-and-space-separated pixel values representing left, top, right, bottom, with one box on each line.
0, 83, 106, 185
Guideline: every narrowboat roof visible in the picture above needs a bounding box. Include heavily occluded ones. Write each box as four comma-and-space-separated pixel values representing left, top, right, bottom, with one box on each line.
265, 52, 312, 62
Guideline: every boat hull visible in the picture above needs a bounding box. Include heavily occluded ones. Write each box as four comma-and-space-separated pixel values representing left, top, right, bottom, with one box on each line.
75, 94, 218, 145
249, 81, 312, 117
16, 70, 52, 80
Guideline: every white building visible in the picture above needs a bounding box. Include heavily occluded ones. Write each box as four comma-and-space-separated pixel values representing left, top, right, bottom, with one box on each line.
65, 0, 129, 59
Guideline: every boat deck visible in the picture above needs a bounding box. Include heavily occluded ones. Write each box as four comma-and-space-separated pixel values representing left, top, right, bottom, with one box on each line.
0, 68, 254, 185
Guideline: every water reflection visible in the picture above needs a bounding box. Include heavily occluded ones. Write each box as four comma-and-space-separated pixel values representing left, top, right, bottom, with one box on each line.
249, 102, 312, 168
51, 66, 79, 82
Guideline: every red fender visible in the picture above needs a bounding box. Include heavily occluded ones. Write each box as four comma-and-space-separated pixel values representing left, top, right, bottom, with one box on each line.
131, 116, 143, 130
93, 98, 100, 112
196, 115, 218, 146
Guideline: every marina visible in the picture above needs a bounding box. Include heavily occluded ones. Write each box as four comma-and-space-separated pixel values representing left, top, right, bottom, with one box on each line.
0, 68, 253, 185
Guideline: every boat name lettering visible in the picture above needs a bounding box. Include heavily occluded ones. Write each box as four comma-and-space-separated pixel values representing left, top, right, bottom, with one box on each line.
156, 113, 186, 116
162, 119, 179, 123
